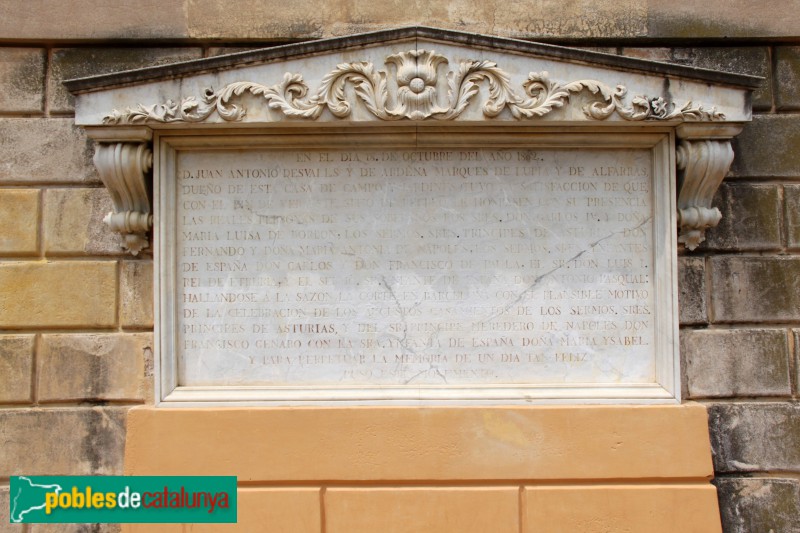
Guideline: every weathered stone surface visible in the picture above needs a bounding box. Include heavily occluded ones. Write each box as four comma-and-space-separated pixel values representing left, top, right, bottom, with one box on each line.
0, 118, 98, 184
794, 329, 800, 396
0, 0, 798, 41
0, 48, 45, 113
681, 328, 790, 398
185, 0, 648, 40
776, 46, 800, 111
31, 524, 121, 533
0, 485, 25, 532
647, 0, 800, 39
0, 261, 117, 328
716, 477, 800, 533
38, 333, 152, 402
0, 189, 39, 255
678, 256, 706, 325
730, 115, 800, 178
670, 46, 772, 111
0, 335, 34, 403
207, 46, 263, 57
121, 261, 154, 328
701, 183, 782, 251
710, 256, 800, 323
707, 402, 800, 473
43, 188, 120, 255
0, 408, 127, 475
49, 47, 203, 113
786, 185, 800, 249
0, 1, 188, 41
620, 47, 671, 61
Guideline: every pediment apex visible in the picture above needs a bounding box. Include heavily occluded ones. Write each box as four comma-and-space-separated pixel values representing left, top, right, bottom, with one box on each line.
67, 27, 757, 128
66, 26, 760, 94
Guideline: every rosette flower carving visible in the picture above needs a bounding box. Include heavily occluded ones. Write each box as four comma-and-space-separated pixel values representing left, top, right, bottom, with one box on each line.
385, 50, 449, 119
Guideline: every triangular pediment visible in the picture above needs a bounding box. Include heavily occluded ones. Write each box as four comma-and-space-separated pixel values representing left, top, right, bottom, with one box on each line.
67, 27, 758, 127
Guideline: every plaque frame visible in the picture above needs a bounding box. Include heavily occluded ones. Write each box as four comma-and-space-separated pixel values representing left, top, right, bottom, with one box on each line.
154, 126, 679, 406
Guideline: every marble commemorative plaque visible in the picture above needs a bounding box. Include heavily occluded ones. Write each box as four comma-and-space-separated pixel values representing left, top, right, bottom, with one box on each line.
158, 134, 678, 404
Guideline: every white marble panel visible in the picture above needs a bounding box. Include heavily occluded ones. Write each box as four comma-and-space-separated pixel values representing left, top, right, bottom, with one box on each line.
165, 145, 670, 400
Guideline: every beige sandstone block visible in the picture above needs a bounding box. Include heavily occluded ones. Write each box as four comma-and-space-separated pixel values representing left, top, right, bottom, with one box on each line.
0, 335, 34, 403
0, 48, 45, 113
0, 407, 127, 475
43, 188, 120, 255
38, 333, 152, 402
0, 189, 39, 255
121, 261, 154, 328
0, 261, 117, 328
325, 488, 517, 533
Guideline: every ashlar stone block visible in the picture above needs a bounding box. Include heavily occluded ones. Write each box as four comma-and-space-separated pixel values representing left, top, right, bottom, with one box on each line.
0, 408, 127, 476
716, 477, 800, 533
120, 261, 154, 328
730, 115, 800, 178
0, 261, 117, 328
0, 118, 98, 184
43, 188, 120, 255
776, 46, 800, 111
37, 333, 152, 402
0, 335, 34, 403
710, 256, 800, 323
702, 182, 781, 251
681, 328, 790, 398
707, 402, 800, 473
0, 189, 39, 255
0, 48, 45, 113
678, 256, 707, 325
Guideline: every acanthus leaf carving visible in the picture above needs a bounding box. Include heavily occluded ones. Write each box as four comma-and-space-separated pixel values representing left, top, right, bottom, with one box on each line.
102, 50, 726, 125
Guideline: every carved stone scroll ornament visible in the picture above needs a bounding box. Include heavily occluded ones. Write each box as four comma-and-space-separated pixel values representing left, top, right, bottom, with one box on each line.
92, 142, 153, 255
102, 50, 725, 124
676, 137, 736, 250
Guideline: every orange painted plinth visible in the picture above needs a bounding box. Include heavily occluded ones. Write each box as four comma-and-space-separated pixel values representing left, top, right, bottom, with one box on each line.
122, 404, 721, 532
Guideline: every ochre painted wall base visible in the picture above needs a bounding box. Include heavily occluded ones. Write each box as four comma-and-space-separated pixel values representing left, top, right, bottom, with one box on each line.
122, 404, 722, 532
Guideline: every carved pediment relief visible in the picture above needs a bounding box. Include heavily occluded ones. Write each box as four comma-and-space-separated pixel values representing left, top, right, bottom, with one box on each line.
66, 27, 759, 255
101, 50, 725, 126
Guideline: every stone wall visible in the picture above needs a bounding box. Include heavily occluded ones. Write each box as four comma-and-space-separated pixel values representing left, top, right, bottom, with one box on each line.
0, 2, 798, 532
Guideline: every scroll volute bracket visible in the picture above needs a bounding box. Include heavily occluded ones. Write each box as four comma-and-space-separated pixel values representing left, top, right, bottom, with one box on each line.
87, 126, 153, 256
675, 123, 744, 250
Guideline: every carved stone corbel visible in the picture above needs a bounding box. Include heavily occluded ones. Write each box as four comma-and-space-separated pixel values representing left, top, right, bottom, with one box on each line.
86, 127, 153, 255
675, 123, 744, 250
